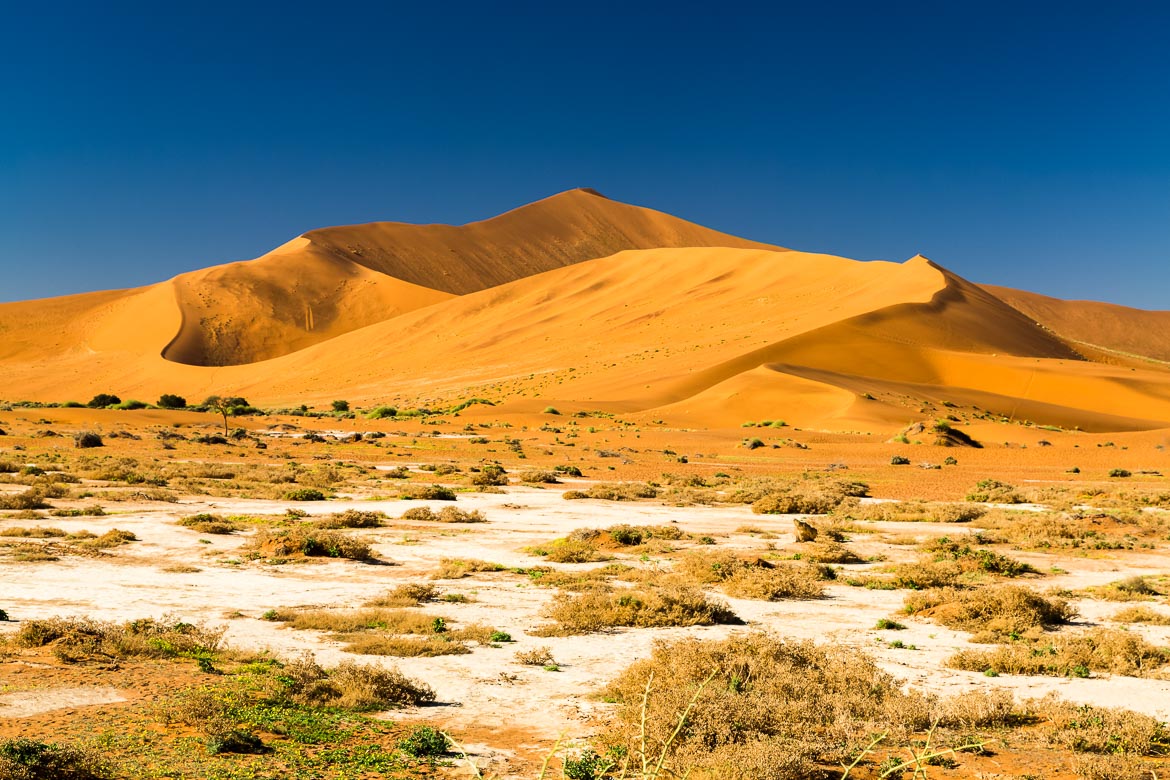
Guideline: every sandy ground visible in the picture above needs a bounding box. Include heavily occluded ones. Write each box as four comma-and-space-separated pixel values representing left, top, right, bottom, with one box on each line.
3, 475, 1169, 775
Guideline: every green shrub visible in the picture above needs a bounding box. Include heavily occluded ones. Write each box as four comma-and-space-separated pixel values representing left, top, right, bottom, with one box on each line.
86, 394, 121, 409
157, 394, 187, 409
366, 406, 398, 419
397, 726, 449, 758
0, 738, 114, 779
331, 400, 350, 412
284, 488, 327, 501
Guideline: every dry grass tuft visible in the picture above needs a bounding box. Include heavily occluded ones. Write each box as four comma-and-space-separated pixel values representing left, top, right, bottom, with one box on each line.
364, 583, 439, 607
1111, 605, 1170, 625
430, 558, 507, 579
15, 616, 222, 664
904, 584, 1075, 641
562, 482, 658, 501
948, 628, 1170, 677
537, 585, 740, 634
246, 526, 373, 561
675, 550, 826, 600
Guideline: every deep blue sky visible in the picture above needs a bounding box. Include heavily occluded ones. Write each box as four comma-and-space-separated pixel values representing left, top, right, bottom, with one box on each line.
1, 1, 1167, 307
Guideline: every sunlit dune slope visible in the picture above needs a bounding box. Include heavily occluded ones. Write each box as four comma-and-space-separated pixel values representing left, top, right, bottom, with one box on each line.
3, 242, 1170, 433
984, 285, 1170, 364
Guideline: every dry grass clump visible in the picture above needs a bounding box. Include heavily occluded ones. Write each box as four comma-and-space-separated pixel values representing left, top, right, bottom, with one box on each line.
410, 506, 489, 523
78, 529, 137, 549
1111, 605, 1170, 625
675, 550, 827, 600
278, 653, 435, 707
522, 563, 641, 591
364, 583, 439, 607
932, 688, 1020, 729
15, 616, 222, 663
246, 526, 373, 561
799, 541, 863, 564
976, 509, 1157, 551
311, 509, 386, 529
949, 628, 1170, 677
0, 738, 114, 780
598, 634, 932, 776
399, 484, 457, 501
518, 469, 560, 484
0, 487, 54, 510
562, 482, 658, 501
0, 525, 67, 537
514, 645, 556, 666
537, 585, 740, 635
841, 500, 986, 523
965, 479, 1025, 504
1083, 575, 1170, 602
904, 584, 1076, 641
527, 536, 611, 563
918, 537, 1038, 577
1034, 694, 1170, 755
430, 557, 507, 579
178, 513, 240, 534
270, 605, 498, 656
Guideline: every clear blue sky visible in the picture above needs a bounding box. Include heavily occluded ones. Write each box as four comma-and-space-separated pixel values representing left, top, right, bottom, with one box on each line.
1, 1, 1167, 307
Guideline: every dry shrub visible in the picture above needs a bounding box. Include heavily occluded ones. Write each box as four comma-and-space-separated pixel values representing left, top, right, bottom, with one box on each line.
436, 506, 486, 523
341, 634, 473, 657
399, 484, 457, 501
599, 634, 932, 778
949, 628, 1170, 677
889, 559, 965, 590
562, 482, 658, 501
965, 479, 1025, 504
800, 541, 862, 564
977, 509, 1155, 551
365, 583, 438, 607
0, 526, 66, 538
538, 585, 740, 635
932, 688, 1019, 728
178, 513, 239, 534
1034, 694, 1170, 755
514, 646, 556, 666
247, 526, 372, 561
430, 558, 507, 579
518, 469, 559, 484
842, 500, 986, 523
0, 738, 114, 780
528, 536, 610, 564
272, 607, 436, 634
1085, 576, 1169, 602
904, 584, 1075, 641
675, 550, 826, 600
15, 616, 222, 663
312, 510, 385, 529
1111, 605, 1170, 625
280, 654, 435, 707
522, 563, 640, 591
1069, 754, 1156, 780
79, 529, 137, 549
0, 488, 52, 510
917, 537, 1038, 577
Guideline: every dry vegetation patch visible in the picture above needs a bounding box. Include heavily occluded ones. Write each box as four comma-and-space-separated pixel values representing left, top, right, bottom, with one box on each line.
904, 584, 1076, 642
949, 629, 1170, 678
245, 526, 374, 562
536, 585, 740, 635
674, 550, 828, 600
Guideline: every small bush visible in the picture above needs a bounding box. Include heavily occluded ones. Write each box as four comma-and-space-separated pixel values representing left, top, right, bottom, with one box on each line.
1110, 468, 1133, 478
178, 513, 239, 534
400, 484, 457, 501
562, 482, 658, 501
890, 455, 910, 465
86, 394, 121, 409
0, 738, 114, 780
157, 394, 187, 409
949, 629, 1170, 677
904, 584, 1076, 641
518, 469, 560, 484
515, 646, 556, 666
284, 488, 327, 501
538, 585, 740, 634
471, 464, 508, 487
313, 510, 385, 529
965, 479, 1025, 504
74, 432, 104, 449
398, 726, 449, 758
247, 527, 372, 561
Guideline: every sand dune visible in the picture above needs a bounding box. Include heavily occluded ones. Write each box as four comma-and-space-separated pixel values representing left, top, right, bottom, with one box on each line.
985, 285, 1170, 364
2, 193, 1169, 433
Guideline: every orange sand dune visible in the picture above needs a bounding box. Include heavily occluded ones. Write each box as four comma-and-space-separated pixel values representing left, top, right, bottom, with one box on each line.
3, 197, 1170, 434
985, 285, 1170, 364
0, 189, 776, 368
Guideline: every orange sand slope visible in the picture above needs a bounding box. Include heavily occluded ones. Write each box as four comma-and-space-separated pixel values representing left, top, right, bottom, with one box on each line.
0, 189, 775, 368
3, 227, 1170, 433
985, 285, 1170, 365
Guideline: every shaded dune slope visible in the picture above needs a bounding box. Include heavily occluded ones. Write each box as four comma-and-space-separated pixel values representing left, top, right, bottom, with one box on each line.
984, 285, 1170, 364
164, 188, 778, 365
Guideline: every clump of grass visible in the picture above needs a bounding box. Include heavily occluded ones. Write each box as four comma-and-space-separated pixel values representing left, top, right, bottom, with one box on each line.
918, 537, 1038, 577
840, 500, 985, 523
949, 629, 1170, 677
536, 585, 740, 635
178, 513, 240, 534
965, 479, 1025, 504
0, 738, 114, 779
599, 634, 933, 776
904, 584, 1076, 642
247, 527, 373, 561
364, 583, 439, 607
1035, 694, 1170, 755
728, 475, 868, 516
284, 488, 327, 501
562, 482, 658, 501
0, 488, 53, 511
1111, 605, 1170, 625
675, 550, 826, 600
1084, 576, 1169, 602
79, 529, 137, 549
400, 484, 457, 501
15, 616, 222, 664
515, 646, 556, 666
311, 510, 385, 529
401, 506, 486, 523
0, 526, 67, 538
278, 653, 435, 708
430, 558, 507, 579
518, 469, 560, 484
527, 535, 611, 564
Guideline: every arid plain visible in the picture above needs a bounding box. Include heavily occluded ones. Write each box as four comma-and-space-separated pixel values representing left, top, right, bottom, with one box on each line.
2, 190, 1170, 779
